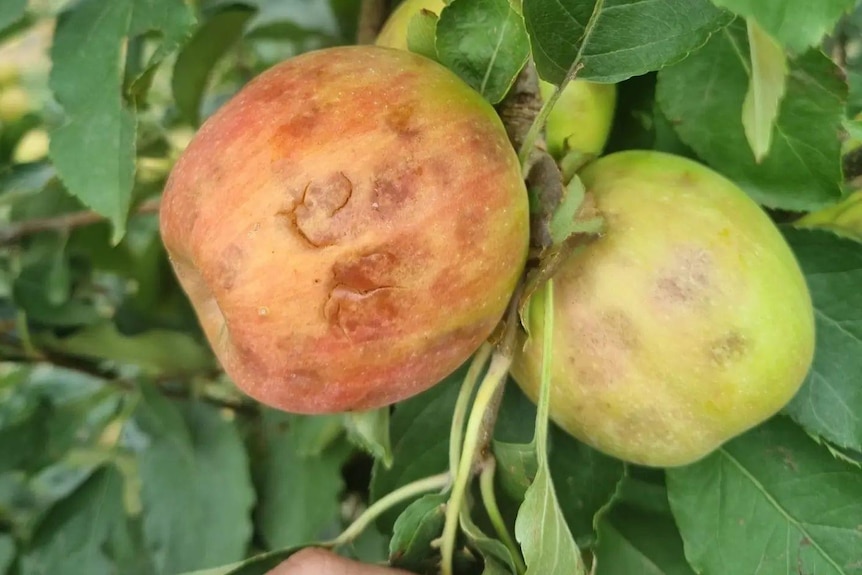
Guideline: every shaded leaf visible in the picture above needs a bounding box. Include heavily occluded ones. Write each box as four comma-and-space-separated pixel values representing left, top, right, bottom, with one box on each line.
0, 0, 26, 32
656, 22, 846, 210
389, 493, 447, 573
0, 534, 14, 575
524, 0, 732, 85
256, 411, 349, 550
436, 0, 529, 104
711, 0, 856, 53
782, 227, 862, 451
461, 511, 519, 575
133, 388, 255, 574
595, 505, 696, 575
667, 416, 862, 575
344, 408, 393, 467
370, 368, 465, 532
406, 9, 438, 61
20, 465, 133, 575
39, 322, 214, 376
742, 20, 787, 162
172, 8, 253, 125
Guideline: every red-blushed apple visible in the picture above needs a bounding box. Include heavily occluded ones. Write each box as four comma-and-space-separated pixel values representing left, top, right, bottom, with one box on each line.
160, 46, 529, 414
512, 151, 815, 467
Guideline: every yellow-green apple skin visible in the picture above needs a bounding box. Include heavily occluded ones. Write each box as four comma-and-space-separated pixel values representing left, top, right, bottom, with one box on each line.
538, 79, 616, 158
375, 0, 446, 51
376, 0, 616, 158
0, 85, 29, 123
512, 151, 815, 467
160, 46, 529, 414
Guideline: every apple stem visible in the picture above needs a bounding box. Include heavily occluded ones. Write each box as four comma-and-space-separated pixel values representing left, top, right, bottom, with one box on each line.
479, 457, 527, 574
440, 350, 512, 575
449, 343, 493, 473
326, 471, 450, 549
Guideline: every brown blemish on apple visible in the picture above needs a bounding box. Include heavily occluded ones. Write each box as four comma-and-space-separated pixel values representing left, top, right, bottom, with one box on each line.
386, 102, 420, 139
279, 172, 354, 247
654, 247, 712, 307
216, 243, 244, 290
709, 331, 748, 366
576, 308, 638, 386
373, 162, 423, 213
324, 250, 405, 340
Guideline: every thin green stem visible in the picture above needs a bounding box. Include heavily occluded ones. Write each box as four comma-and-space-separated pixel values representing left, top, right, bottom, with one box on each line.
440, 352, 512, 575
536, 279, 555, 464
517, 0, 606, 170
449, 344, 493, 473
480, 458, 527, 575
326, 472, 450, 548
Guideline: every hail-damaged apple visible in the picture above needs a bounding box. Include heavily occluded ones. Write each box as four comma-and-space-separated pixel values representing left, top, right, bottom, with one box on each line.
160, 46, 529, 413
513, 151, 816, 467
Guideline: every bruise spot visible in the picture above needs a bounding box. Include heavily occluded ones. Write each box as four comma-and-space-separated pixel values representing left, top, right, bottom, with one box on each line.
654, 247, 713, 307
324, 250, 404, 340
709, 332, 748, 366
274, 105, 321, 141
373, 162, 423, 213
216, 243, 244, 290
279, 172, 354, 247
385, 102, 420, 139
576, 309, 638, 386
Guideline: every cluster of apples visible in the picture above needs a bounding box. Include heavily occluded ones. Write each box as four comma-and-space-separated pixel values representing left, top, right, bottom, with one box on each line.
160, 0, 815, 467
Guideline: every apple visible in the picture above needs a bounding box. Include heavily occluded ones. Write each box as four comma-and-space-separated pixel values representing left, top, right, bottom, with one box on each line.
375, 0, 616, 158
512, 151, 815, 467
0, 85, 30, 124
160, 46, 529, 414
12, 128, 49, 163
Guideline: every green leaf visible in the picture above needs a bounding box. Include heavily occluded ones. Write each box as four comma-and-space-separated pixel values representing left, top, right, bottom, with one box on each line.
179, 547, 306, 575
741, 20, 787, 162
515, 465, 587, 575
710, 0, 856, 54
39, 322, 214, 376
370, 368, 465, 532
656, 21, 846, 210
436, 0, 530, 104
513, 282, 588, 575
782, 227, 862, 451
20, 465, 133, 575
0, 534, 14, 575
133, 389, 255, 574
389, 493, 447, 573
0, 0, 26, 32
461, 511, 519, 575
344, 408, 393, 467
495, 383, 625, 544
406, 9, 438, 61
48, 0, 193, 242
256, 410, 349, 550
595, 505, 696, 575
524, 0, 732, 85
172, 8, 253, 125
667, 416, 862, 575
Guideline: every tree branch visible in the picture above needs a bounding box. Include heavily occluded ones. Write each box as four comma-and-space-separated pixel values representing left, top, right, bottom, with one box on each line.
357, 0, 388, 44
0, 198, 161, 246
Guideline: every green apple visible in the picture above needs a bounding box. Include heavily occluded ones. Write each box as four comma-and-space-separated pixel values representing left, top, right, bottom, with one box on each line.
376, 0, 616, 158
512, 151, 815, 467
0, 85, 30, 124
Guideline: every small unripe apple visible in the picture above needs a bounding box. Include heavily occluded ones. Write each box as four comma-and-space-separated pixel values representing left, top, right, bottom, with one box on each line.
160, 46, 529, 414
538, 79, 616, 158
0, 86, 30, 124
512, 151, 815, 467
12, 128, 49, 163
375, 0, 616, 158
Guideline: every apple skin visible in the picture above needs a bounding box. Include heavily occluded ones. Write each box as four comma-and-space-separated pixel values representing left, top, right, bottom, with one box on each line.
160, 46, 529, 414
538, 79, 616, 158
511, 151, 815, 467
376, 0, 616, 158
